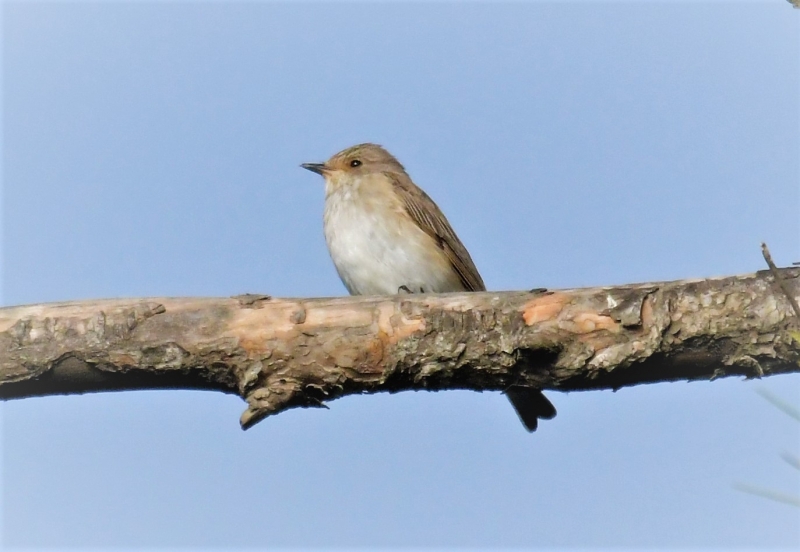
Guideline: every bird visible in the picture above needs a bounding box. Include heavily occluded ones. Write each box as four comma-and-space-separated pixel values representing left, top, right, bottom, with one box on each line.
301, 143, 556, 431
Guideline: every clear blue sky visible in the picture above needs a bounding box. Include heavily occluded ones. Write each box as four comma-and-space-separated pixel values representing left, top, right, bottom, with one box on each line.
2, 1, 799, 549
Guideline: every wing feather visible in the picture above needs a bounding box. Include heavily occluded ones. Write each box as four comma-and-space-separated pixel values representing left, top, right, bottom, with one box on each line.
387, 172, 486, 292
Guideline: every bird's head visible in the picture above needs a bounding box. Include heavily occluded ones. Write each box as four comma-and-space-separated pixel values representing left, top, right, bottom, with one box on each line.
301, 143, 406, 192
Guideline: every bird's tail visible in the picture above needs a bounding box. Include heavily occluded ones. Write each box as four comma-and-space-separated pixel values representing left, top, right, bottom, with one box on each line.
505, 387, 557, 432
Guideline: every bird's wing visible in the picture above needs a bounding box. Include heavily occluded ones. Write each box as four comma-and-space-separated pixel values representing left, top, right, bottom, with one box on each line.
387, 172, 486, 292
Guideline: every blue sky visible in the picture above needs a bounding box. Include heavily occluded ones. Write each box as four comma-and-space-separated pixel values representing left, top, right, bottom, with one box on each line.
2, 1, 799, 549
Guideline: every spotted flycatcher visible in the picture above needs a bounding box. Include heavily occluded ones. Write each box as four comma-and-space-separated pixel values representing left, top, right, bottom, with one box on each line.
302, 143, 555, 431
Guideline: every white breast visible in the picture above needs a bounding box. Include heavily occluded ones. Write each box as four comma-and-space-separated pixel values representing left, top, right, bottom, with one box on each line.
323, 181, 461, 296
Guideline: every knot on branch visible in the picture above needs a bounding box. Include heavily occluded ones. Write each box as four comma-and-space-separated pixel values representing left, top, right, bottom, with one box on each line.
240, 377, 331, 429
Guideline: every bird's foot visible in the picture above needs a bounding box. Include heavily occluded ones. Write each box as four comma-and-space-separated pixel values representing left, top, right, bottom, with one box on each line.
397, 285, 425, 294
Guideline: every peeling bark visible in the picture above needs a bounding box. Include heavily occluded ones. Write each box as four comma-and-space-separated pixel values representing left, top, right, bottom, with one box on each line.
1, 269, 799, 429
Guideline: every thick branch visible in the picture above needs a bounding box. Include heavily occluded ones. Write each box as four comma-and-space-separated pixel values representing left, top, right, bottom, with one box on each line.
2, 269, 799, 429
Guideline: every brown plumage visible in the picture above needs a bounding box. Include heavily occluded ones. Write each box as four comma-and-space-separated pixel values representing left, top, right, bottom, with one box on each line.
386, 171, 487, 293
302, 143, 556, 431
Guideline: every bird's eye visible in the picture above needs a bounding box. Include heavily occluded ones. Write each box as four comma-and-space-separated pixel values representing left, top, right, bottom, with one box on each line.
350, 159, 362, 167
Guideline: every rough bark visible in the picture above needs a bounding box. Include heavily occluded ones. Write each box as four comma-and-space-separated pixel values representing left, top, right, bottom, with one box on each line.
1, 269, 799, 429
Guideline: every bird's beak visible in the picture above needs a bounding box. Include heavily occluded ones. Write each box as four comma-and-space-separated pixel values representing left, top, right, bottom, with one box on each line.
301, 162, 327, 176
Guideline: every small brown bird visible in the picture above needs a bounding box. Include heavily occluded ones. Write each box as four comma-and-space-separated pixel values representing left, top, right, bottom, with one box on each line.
301, 143, 555, 431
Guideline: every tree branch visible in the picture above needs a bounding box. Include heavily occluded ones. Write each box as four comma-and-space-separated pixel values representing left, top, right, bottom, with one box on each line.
2, 269, 799, 429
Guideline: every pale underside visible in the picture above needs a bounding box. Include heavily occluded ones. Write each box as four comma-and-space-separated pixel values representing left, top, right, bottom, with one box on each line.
323, 174, 465, 295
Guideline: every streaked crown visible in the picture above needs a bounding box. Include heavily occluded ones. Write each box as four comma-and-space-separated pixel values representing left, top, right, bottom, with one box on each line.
325, 143, 406, 174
